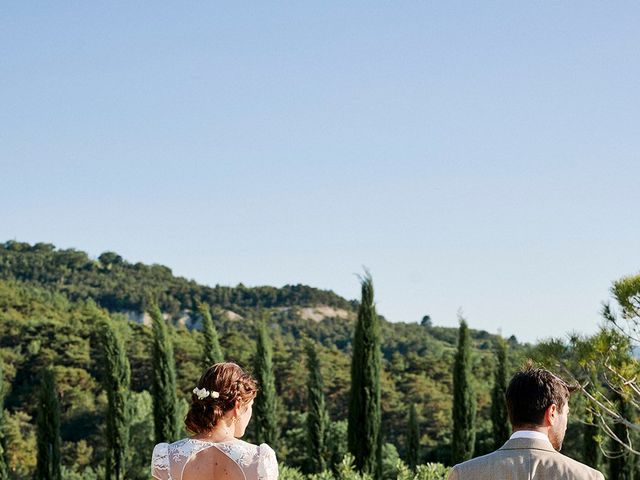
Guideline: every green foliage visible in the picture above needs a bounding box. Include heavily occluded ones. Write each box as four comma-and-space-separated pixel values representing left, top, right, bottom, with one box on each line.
0, 244, 534, 475
0, 241, 353, 314
305, 339, 330, 473
198, 302, 224, 366
337, 454, 374, 480
36, 369, 61, 480
59, 465, 103, 480
608, 393, 635, 480
127, 391, 155, 480
97, 311, 131, 480
406, 404, 420, 470
396, 460, 450, 480
451, 319, 476, 464
280, 465, 307, 480
582, 375, 601, 471
4, 410, 37, 477
254, 315, 279, 447
326, 420, 349, 473
490, 337, 510, 449
381, 443, 400, 480
149, 304, 179, 443
0, 356, 7, 480
348, 273, 382, 477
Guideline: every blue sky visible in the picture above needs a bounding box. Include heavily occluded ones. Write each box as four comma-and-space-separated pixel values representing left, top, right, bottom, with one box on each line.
2, 2, 639, 342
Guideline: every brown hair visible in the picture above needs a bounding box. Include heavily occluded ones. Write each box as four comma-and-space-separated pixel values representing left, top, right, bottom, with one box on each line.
185, 363, 258, 435
505, 360, 574, 427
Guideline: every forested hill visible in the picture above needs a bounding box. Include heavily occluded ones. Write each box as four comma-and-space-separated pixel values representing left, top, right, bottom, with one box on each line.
0, 240, 520, 347
0, 240, 356, 315
0, 240, 534, 479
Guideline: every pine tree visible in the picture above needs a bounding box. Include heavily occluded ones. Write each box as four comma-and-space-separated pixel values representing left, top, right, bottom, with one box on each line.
305, 339, 329, 473
348, 272, 382, 477
609, 393, 635, 480
406, 403, 420, 471
198, 301, 224, 367
149, 303, 179, 443
99, 317, 131, 480
452, 318, 476, 464
0, 358, 8, 480
490, 337, 510, 449
583, 420, 601, 470
35, 369, 61, 480
583, 375, 601, 471
254, 314, 278, 447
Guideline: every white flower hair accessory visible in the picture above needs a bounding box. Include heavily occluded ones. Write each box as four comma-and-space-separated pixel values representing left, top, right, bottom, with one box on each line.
192, 387, 220, 400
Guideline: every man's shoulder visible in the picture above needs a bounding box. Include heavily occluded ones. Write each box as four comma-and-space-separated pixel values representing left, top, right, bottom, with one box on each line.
450, 449, 510, 471
552, 451, 604, 479
449, 449, 604, 480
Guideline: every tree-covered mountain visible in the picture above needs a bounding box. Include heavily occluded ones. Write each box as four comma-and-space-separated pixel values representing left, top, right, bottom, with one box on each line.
0, 240, 355, 315
0, 240, 534, 479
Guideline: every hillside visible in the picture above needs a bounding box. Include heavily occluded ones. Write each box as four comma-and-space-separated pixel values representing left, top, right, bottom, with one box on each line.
0, 240, 532, 479
0, 240, 355, 316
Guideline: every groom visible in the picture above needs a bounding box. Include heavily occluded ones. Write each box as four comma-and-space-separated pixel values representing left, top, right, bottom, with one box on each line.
448, 362, 604, 479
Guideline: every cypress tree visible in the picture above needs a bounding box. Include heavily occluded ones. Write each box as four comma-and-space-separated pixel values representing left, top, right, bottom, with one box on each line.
198, 301, 224, 367
254, 314, 278, 447
305, 339, 329, 473
490, 337, 510, 449
406, 403, 420, 470
35, 369, 61, 480
451, 318, 476, 464
99, 318, 131, 480
0, 358, 8, 480
149, 304, 179, 443
348, 272, 382, 477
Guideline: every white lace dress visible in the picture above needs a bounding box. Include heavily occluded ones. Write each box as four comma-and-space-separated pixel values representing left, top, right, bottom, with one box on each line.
151, 438, 278, 480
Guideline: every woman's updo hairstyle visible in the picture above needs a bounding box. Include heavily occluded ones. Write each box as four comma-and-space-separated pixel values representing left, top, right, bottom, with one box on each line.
185, 362, 258, 435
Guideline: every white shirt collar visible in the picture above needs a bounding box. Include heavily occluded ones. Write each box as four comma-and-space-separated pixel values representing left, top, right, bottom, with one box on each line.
510, 430, 552, 445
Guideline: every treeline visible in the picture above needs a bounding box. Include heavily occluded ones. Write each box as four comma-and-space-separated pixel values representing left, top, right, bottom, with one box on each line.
3, 273, 513, 480
1, 241, 636, 479
0, 241, 354, 314
0, 242, 537, 479
0, 288, 527, 478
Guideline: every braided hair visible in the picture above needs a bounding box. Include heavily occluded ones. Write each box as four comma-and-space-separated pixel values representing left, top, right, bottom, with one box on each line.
185, 363, 258, 434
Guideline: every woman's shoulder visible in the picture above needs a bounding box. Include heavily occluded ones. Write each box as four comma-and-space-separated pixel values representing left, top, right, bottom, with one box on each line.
152, 442, 170, 461
151, 442, 171, 480
215, 440, 276, 463
257, 443, 276, 460
256, 443, 278, 480
153, 438, 212, 461
229, 440, 276, 456
221, 440, 277, 479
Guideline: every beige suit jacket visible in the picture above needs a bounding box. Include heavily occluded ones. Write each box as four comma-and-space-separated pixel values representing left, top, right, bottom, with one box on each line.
448, 438, 604, 480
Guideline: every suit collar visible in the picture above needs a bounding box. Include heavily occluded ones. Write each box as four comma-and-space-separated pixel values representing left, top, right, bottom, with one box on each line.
498, 437, 558, 453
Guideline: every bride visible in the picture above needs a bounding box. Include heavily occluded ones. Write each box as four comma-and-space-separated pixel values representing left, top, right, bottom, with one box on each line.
151, 363, 278, 480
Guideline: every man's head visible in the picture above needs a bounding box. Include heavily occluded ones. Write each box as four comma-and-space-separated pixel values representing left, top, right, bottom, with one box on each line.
505, 361, 574, 450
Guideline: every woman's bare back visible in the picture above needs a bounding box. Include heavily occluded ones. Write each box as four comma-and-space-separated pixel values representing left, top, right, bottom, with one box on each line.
182, 444, 244, 480
151, 438, 278, 480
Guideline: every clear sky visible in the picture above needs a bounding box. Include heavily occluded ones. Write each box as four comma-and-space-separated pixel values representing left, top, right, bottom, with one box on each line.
2, 2, 639, 343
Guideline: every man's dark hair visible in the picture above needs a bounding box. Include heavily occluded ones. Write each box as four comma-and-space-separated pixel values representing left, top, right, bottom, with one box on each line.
505, 360, 574, 427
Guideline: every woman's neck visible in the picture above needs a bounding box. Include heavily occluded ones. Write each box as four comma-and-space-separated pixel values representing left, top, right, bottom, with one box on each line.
192, 426, 236, 443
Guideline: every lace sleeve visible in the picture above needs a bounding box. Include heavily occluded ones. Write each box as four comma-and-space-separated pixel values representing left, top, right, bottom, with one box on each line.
151, 442, 170, 480
257, 444, 279, 480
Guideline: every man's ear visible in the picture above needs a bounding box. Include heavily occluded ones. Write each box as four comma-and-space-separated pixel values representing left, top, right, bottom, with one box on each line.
545, 403, 558, 426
